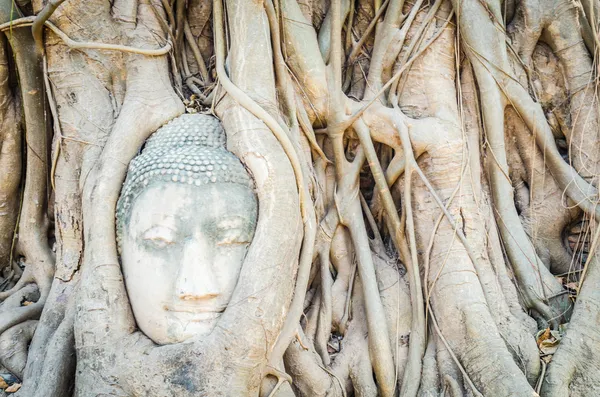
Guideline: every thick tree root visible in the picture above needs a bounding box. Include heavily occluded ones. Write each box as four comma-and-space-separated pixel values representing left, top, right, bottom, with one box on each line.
0, 36, 21, 275
543, 256, 600, 396
0, 320, 37, 378
0, 4, 53, 384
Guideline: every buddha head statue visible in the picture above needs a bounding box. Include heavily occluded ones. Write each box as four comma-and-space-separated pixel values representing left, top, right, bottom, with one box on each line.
116, 114, 257, 345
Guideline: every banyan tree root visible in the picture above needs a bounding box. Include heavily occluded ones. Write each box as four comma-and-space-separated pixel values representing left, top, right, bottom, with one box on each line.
394, 26, 540, 391
0, 34, 21, 279
0, 3, 53, 387
0, 320, 37, 379
543, 255, 600, 396
451, 0, 566, 326
0, 282, 39, 377
0, 0, 54, 301
278, 1, 544, 394
509, 0, 600, 183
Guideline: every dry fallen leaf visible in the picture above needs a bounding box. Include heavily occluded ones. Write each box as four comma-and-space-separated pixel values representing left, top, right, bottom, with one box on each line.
22, 301, 32, 306
536, 327, 562, 355
539, 338, 560, 355
0, 378, 8, 389
536, 328, 550, 347
5, 383, 21, 393
565, 282, 579, 292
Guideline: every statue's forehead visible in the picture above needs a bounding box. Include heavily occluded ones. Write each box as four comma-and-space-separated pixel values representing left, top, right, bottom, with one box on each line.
128, 182, 257, 227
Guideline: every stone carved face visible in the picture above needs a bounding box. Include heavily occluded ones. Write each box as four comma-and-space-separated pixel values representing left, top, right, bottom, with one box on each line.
121, 182, 257, 345
116, 114, 257, 345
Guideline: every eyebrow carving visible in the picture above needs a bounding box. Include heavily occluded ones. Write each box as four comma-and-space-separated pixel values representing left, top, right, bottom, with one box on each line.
141, 225, 178, 245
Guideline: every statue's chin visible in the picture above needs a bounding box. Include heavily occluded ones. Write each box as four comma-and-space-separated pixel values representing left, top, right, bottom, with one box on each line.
141, 312, 221, 345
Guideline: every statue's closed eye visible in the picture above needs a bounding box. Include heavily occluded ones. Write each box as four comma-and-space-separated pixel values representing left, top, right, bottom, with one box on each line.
215, 217, 252, 246
216, 229, 251, 246
141, 226, 177, 249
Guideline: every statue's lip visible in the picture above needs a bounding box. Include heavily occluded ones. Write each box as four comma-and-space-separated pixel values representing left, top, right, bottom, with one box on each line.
164, 303, 226, 316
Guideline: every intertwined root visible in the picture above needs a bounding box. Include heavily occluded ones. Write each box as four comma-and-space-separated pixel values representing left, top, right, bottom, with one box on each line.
0, 34, 21, 281
543, 255, 600, 396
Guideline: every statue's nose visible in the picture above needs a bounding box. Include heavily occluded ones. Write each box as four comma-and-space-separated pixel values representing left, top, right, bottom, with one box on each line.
175, 238, 219, 301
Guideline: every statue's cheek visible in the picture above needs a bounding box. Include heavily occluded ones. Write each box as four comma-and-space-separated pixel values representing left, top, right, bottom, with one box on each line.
212, 246, 248, 295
